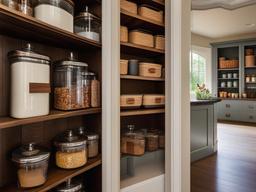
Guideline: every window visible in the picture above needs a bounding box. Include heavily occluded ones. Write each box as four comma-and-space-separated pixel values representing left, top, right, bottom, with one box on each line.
190, 52, 207, 92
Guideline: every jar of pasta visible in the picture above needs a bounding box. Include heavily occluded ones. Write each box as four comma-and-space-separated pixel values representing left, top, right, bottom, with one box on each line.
54, 130, 87, 169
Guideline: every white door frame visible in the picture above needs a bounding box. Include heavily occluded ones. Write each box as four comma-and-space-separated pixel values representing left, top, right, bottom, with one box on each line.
102, 0, 191, 191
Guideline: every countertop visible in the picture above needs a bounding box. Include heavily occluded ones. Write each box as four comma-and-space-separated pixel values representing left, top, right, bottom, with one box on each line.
191, 98, 222, 106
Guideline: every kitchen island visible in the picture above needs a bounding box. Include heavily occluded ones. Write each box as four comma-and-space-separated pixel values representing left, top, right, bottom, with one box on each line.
191, 99, 221, 162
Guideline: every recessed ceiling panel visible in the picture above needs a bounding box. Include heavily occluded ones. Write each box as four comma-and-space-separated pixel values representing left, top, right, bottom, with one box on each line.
192, 0, 256, 10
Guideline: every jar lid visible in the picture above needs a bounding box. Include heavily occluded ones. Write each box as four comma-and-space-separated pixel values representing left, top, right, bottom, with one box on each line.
87, 133, 99, 140
55, 52, 88, 67
75, 6, 101, 21
124, 125, 144, 139
12, 143, 50, 164
8, 43, 50, 65
54, 130, 87, 151
56, 179, 82, 192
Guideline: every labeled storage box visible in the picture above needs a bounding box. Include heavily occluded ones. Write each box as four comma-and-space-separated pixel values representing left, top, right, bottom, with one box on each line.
120, 0, 137, 14
129, 30, 154, 47
138, 5, 163, 23
143, 94, 165, 108
139, 62, 162, 78
155, 35, 165, 50
120, 26, 128, 42
121, 94, 143, 109
120, 59, 128, 75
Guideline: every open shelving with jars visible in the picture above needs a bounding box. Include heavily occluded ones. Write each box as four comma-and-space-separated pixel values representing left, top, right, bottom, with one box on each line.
0, 0, 102, 191
119, 0, 165, 190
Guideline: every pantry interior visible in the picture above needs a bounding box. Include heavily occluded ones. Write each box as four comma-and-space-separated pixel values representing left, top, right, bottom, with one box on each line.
0, 0, 191, 191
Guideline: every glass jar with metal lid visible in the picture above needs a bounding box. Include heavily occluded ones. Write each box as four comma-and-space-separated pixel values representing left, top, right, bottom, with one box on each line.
54, 52, 88, 110
34, 0, 74, 32
18, 0, 33, 16
76, 126, 99, 158
145, 132, 159, 151
121, 125, 145, 156
12, 143, 50, 188
54, 129, 87, 169
56, 179, 84, 192
8, 43, 50, 119
74, 6, 101, 42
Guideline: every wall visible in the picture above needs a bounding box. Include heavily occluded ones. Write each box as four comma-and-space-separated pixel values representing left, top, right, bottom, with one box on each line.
191, 33, 213, 48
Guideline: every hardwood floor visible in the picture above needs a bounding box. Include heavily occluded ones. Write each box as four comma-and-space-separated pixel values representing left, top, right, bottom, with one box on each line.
191, 123, 256, 192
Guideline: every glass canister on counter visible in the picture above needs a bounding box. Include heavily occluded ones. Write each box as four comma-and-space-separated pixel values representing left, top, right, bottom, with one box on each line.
54, 53, 88, 110
54, 130, 87, 169
2, 0, 18, 10
56, 179, 84, 192
76, 126, 99, 158
145, 132, 159, 152
8, 43, 50, 119
12, 143, 50, 188
74, 6, 101, 42
121, 125, 145, 156
34, 0, 74, 32
18, 0, 33, 16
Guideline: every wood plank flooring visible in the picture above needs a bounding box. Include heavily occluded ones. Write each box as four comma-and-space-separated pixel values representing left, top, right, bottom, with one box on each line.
191, 123, 256, 192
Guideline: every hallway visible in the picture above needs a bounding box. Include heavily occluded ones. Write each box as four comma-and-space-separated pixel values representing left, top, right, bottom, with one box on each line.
191, 123, 256, 192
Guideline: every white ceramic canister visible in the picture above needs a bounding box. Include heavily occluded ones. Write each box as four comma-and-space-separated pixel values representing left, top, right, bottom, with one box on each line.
8, 44, 51, 118
34, 0, 74, 32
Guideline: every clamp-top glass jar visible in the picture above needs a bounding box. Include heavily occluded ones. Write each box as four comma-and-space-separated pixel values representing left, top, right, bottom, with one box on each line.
12, 143, 50, 188
54, 53, 88, 110
54, 130, 87, 169
56, 179, 84, 192
74, 6, 101, 42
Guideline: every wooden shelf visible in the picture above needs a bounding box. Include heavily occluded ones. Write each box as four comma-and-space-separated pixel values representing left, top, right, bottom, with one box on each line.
121, 75, 164, 81
121, 108, 165, 117
129, 0, 165, 9
121, 10, 164, 34
246, 82, 256, 84
218, 78, 239, 80
245, 66, 256, 69
0, 5, 101, 50
0, 108, 101, 129
218, 87, 238, 89
1, 156, 101, 192
218, 68, 239, 71
121, 42, 164, 57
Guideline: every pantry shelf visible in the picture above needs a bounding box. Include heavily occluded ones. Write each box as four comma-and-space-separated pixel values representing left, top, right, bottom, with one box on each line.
218, 68, 239, 71
0, 156, 102, 192
121, 75, 165, 81
128, 0, 165, 9
120, 108, 165, 117
121, 10, 165, 34
0, 5, 101, 50
0, 108, 101, 129
121, 42, 164, 57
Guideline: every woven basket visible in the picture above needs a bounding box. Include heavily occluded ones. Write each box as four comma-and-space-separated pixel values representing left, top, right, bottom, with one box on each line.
120, 26, 128, 42
120, 59, 128, 75
219, 59, 239, 69
143, 94, 165, 108
139, 62, 162, 78
245, 56, 255, 67
155, 35, 165, 50
121, 95, 143, 109
138, 5, 164, 23
129, 30, 154, 47
245, 49, 254, 56
120, 0, 137, 14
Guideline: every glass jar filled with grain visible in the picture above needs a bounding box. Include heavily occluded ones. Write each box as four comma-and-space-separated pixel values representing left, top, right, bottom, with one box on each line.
54, 52, 88, 110
54, 130, 87, 169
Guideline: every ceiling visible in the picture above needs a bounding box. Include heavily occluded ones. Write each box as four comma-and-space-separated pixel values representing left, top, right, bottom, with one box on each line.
191, 4, 256, 39
192, 0, 256, 10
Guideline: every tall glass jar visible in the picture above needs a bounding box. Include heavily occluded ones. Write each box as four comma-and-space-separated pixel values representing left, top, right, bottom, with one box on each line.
2, 0, 18, 10
82, 72, 93, 108
18, 0, 33, 16
54, 53, 88, 110
91, 73, 101, 108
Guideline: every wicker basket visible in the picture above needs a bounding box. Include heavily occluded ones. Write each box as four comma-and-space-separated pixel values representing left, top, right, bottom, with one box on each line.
155, 35, 165, 50
120, 26, 128, 42
143, 94, 165, 108
219, 59, 239, 69
138, 5, 164, 23
129, 30, 154, 47
121, 95, 143, 109
139, 62, 162, 78
120, 59, 128, 75
120, 0, 137, 14
245, 56, 255, 67
245, 48, 254, 56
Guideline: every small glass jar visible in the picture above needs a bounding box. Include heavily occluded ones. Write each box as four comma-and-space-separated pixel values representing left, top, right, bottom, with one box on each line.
233, 81, 238, 88
2, 0, 18, 10
74, 6, 101, 42
54, 53, 88, 110
12, 143, 50, 188
121, 125, 145, 156
251, 75, 256, 82
220, 82, 226, 88
56, 179, 84, 192
246, 75, 251, 83
18, 0, 33, 16
146, 133, 159, 152
54, 130, 87, 169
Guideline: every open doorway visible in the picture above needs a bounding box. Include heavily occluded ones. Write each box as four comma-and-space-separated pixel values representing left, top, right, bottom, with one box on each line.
190, 1, 256, 191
